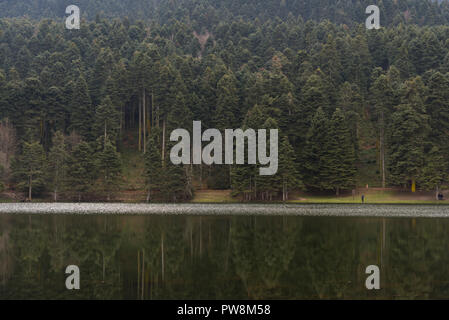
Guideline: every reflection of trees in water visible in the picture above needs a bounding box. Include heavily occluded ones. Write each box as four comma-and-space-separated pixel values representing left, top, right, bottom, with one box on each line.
0, 216, 124, 299
300, 219, 359, 299
386, 219, 449, 299
0, 216, 13, 288
230, 216, 298, 299
136, 216, 186, 300
2, 215, 449, 299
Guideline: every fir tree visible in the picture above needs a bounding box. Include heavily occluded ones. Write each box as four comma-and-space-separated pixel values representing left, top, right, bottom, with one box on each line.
12, 141, 46, 201
66, 141, 97, 201
48, 131, 68, 202
279, 136, 302, 201
96, 136, 122, 201
144, 135, 163, 202
303, 107, 331, 191
69, 75, 93, 140
94, 95, 121, 144
326, 108, 356, 195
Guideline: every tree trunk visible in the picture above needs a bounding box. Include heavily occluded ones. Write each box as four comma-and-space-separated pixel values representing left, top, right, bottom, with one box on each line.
436, 185, 439, 201
143, 88, 146, 154
200, 164, 203, 189
380, 110, 386, 189
54, 188, 57, 202
282, 181, 285, 202
151, 90, 154, 131
138, 96, 142, 152
120, 105, 123, 137
28, 175, 32, 201
162, 118, 166, 163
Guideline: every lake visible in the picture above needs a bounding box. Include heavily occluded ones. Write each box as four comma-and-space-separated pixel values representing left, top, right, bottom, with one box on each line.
1, 203, 449, 299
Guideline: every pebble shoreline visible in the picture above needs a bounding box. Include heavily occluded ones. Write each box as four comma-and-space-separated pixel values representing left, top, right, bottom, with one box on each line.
1, 203, 449, 217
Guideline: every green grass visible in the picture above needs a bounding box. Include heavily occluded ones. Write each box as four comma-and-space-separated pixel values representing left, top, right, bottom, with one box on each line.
191, 190, 239, 203
290, 190, 447, 204
289, 197, 444, 204
119, 144, 146, 191
191, 189, 448, 204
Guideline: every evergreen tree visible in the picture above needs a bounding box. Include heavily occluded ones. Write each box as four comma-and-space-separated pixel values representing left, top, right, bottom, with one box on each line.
326, 108, 356, 195
303, 107, 331, 191
419, 146, 447, 199
66, 141, 97, 201
278, 136, 302, 201
69, 75, 93, 140
48, 131, 68, 202
96, 137, 122, 201
94, 95, 121, 144
12, 141, 46, 201
214, 71, 239, 130
388, 103, 430, 189
144, 135, 163, 202
425, 72, 449, 166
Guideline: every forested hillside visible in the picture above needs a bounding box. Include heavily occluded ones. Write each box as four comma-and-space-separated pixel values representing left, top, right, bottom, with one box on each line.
1, 0, 449, 26
0, 0, 448, 201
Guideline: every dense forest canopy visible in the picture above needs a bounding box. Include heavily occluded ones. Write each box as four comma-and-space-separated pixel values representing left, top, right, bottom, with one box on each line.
1, 0, 449, 26
0, 0, 448, 201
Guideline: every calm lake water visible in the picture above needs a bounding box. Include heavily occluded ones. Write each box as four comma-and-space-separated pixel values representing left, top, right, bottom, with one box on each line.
1, 204, 449, 299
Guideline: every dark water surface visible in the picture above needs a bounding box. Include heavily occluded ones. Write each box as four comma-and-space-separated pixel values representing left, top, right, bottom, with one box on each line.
1, 206, 449, 299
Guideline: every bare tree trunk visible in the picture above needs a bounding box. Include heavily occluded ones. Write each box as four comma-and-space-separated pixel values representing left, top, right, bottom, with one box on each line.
254, 178, 257, 200
120, 106, 123, 137
380, 110, 386, 189
282, 182, 285, 202
200, 164, 203, 189
151, 90, 154, 131
138, 96, 142, 152
143, 88, 146, 154
436, 185, 439, 201
162, 118, 166, 163
28, 175, 32, 201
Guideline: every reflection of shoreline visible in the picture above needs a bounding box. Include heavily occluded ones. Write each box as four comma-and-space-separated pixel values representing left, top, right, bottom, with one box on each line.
0, 203, 449, 217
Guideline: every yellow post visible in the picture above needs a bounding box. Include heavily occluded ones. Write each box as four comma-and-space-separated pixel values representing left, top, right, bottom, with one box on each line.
411, 179, 416, 193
